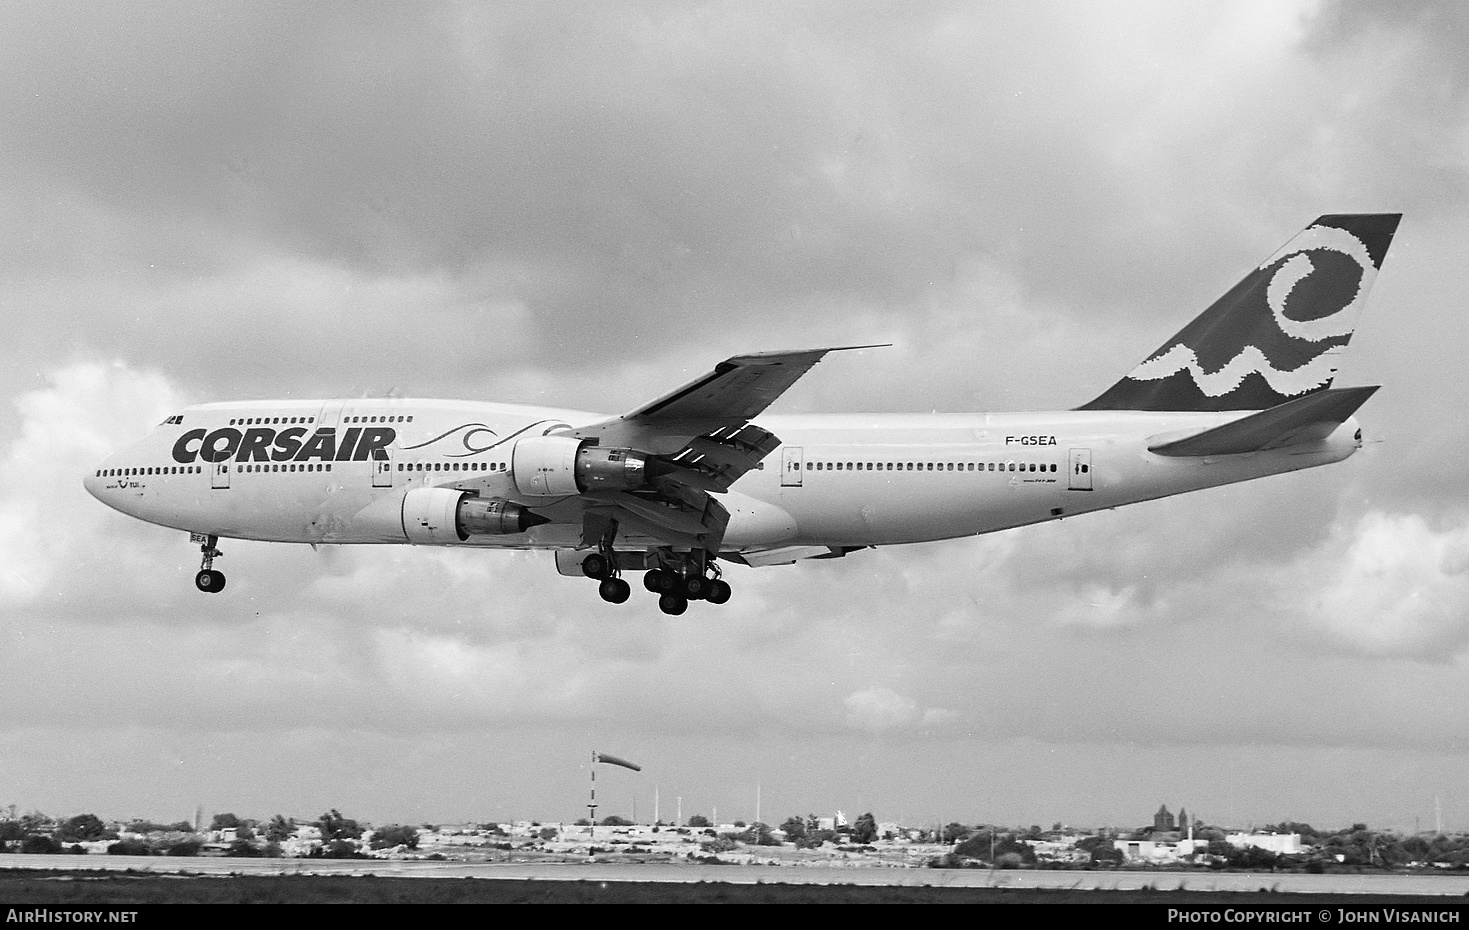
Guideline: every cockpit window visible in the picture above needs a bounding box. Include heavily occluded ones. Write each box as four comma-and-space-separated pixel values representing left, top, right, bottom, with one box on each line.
159, 414, 184, 425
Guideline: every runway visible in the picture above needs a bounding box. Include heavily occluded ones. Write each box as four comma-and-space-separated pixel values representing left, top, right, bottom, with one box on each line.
6, 854, 1469, 896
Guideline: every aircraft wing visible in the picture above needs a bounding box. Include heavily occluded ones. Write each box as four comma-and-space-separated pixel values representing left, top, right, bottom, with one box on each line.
570, 346, 881, 452
568, 346, 882, 552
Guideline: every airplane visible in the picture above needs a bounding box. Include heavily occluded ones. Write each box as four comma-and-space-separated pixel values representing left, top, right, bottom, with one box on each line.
85, 213, 1401, 615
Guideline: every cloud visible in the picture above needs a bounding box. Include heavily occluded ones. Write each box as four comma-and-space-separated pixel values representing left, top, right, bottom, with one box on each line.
843, 687, 954, 736
844, 687, 921, 734
0, 361, 184, 604
1300, 511, 1469, 658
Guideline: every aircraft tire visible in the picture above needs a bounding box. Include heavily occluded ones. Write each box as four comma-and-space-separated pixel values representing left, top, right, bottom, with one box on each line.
581, 553, 611, 580
683, 574, 709, 600
643, 570, 664, 593
599, 577, 631, 604
657, 593, 688, 616
707, 579, 731, 605
195, 570, 225, 593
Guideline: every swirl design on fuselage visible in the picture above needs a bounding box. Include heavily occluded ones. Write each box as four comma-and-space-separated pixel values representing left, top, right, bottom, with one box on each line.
1126, 223, 1377, 398
400, 420, 571, 458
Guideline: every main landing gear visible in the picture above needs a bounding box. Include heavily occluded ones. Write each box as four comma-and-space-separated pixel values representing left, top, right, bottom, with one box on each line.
577, 517, 730, 614
582, 550, 730, 615
641, 564, 731, 616
580, 551, 632, 605
193, 534, 226, 593
580, 518, 632, 605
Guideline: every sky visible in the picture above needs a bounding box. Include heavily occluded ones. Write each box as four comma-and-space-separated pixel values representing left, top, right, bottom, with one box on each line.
2, 0, 1468, 834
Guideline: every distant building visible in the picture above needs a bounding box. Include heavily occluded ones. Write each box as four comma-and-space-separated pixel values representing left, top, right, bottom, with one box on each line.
1153, 805, 1176, 833
1227, 833, 1302, 855
1031, 838, 1090, 864
1115, 837, 1208, 862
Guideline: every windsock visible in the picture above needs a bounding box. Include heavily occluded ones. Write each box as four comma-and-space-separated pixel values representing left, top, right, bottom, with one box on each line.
594, 752, 641, 772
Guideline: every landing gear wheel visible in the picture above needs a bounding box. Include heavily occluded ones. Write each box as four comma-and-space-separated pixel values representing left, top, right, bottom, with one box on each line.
682, 574, 710, 600
598, 577, 631, 604
652, 570, 679, 594
707, 579, 731, 605
658, 593, 688, 616
194, 534, 224, 593
643, 570, 664, 593
581, 553, 612, 580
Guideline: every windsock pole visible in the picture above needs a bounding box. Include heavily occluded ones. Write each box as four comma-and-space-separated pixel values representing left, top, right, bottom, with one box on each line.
588, 750, 598, 837
588, 750, 640, 837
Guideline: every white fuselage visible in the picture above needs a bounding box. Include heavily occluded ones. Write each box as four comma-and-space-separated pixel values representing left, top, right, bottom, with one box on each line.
84, 398, 1363, 557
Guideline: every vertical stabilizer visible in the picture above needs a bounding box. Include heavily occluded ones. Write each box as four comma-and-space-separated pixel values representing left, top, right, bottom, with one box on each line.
1080, 214, 1400, 411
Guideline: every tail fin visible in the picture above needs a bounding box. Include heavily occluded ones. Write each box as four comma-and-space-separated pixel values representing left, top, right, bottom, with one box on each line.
1079, 214, 1401, 411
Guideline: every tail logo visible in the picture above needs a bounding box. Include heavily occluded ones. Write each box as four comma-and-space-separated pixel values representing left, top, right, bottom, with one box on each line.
1126, 220, 1379, 399
1262, 224, 1374, 343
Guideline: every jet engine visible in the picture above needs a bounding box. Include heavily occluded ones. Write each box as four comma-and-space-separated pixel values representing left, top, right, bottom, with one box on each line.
400, 487, 547, 544
510, 434, 658, 496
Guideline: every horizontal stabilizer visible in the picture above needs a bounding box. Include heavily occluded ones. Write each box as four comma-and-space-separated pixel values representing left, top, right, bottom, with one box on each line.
1148, 386, 1379, 457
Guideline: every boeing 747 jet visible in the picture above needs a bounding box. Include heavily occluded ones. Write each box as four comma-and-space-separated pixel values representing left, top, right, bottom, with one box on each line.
86, 214, 1400, 614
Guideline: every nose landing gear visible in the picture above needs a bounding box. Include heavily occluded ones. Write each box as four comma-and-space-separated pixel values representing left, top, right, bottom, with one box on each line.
192, 534, 225, 593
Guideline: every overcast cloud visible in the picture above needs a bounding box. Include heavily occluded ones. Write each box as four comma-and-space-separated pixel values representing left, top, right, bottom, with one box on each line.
2, 0, 1467, 832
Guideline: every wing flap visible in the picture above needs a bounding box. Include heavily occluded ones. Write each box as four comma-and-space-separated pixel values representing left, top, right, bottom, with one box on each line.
664, 424, 782, 492
729, 545, 864, 567
1148, 386, 1379, 457
588, 490, 731, 551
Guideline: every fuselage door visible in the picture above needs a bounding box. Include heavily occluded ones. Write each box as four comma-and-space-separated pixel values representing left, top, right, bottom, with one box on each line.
1068, 448, 1093, 491
318, 402, 343, 429
211, 460, 232, 490
781, 445, 804, 487
372, 448, 394, 488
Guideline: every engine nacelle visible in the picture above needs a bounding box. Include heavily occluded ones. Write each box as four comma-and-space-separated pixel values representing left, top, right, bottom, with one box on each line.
400, 487, 546, 544
457, 497, 547, 536
511, 434, 654, 497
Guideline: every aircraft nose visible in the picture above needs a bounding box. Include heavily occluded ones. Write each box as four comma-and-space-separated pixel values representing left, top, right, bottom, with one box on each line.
84, 456, 116, 506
